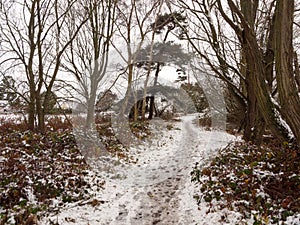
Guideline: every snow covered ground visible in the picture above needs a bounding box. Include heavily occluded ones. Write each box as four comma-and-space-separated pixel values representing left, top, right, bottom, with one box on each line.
40, 114, 244, 224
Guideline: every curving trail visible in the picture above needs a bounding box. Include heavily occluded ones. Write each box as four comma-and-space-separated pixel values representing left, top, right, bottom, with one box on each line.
42, 115, 235, 225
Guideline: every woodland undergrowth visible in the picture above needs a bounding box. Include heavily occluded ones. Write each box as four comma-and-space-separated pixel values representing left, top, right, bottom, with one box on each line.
192, 138, 300, 224
0, 115, 150, 225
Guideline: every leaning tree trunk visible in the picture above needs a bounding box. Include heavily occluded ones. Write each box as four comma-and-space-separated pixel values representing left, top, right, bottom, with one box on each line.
274, 0, 300, 146
217, 0, 291, 143
241, 27, 290, 143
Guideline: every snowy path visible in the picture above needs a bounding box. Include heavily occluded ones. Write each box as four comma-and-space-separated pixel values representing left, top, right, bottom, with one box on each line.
42, 115, 236, 225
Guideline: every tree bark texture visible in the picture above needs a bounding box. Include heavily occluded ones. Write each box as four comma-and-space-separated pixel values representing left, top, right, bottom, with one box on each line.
274, 0, 300, 146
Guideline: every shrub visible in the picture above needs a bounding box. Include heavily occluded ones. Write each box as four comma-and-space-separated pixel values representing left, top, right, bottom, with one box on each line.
192, 141, 300, 224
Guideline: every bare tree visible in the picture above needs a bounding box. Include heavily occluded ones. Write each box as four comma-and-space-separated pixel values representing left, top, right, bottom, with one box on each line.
63, 0, 117, 129
0, 0, 88, 132
176, 0, 300, 145
145, 11, 188, 119
113, 0, 163, 118
175, 0, 247, 133
216, 0, 298, 143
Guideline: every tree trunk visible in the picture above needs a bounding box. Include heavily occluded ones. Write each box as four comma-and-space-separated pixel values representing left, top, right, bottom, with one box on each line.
243, 76, 264, 144
242, 68, 266, 145
274, 0, 300, 146
86, 94, 96, 129
293, 52, 300, 92
240, 0, 265, 144
122, 63, 134, 117
148, 96, 155, 119
85, 66, 98, 129
242, 27, 290, 143
28, 90, 36, 131
27, 1, 37, 131
36, 93, 45, 133
217, 0, 290, 143
148, 62, 160, 119
265, 14, 276, 90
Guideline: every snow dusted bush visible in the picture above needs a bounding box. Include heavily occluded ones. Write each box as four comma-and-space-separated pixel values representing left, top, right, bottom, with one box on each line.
192, 141, 300, 224
0, 118, 105, 224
